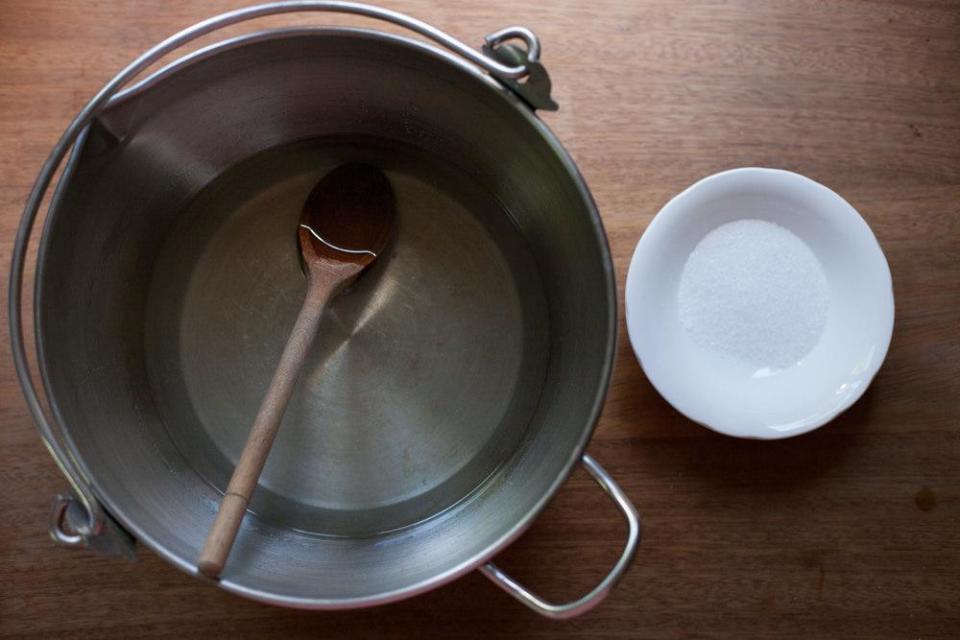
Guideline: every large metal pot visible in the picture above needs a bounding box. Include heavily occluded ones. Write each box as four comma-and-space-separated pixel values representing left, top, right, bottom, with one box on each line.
10, 2, 639, 618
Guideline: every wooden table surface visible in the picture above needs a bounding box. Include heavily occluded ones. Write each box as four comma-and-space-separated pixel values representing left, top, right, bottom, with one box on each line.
2, 1, 958, 638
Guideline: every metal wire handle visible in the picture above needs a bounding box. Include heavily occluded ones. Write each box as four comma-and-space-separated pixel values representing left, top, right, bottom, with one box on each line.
480, 454, 641, 619
8, 1, 540, 546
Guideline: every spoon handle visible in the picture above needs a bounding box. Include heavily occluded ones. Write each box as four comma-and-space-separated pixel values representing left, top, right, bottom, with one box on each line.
198, 277, 336, 579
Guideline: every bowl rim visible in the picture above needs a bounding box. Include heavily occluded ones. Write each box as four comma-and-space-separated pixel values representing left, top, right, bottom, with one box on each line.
625, 167, 895, 440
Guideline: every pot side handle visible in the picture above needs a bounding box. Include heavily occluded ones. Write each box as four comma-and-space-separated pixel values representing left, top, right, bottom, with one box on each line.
479, 454, 641, 620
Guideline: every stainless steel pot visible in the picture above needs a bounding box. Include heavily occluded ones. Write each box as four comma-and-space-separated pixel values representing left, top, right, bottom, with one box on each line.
9, 2, 640, 618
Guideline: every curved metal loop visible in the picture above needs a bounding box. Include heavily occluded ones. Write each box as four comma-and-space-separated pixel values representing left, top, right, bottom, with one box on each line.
480, 454, 641, 620
49, 495, 86, 547
8, 1, 538, 549
483, 26, 541, 63
13, 126, 104, 541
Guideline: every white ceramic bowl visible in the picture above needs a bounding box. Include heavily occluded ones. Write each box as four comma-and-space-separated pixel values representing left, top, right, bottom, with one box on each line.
625, 168, 894, 439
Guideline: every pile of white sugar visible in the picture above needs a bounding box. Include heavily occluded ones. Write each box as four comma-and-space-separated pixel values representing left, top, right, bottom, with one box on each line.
677, 219, 830, 369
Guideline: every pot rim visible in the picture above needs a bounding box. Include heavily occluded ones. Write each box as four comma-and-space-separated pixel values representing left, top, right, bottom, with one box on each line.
35, 26, 618, 610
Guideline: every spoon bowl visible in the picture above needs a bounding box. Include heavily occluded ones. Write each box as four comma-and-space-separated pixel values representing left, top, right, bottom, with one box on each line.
299, 162, 395, 270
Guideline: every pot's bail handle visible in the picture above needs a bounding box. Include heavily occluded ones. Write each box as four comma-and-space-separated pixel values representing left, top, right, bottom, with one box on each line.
9, 1, 555, 555
479, 454, 641, 619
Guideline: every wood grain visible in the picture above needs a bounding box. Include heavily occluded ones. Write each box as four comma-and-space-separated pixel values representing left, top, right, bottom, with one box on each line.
1, 1, 958, 638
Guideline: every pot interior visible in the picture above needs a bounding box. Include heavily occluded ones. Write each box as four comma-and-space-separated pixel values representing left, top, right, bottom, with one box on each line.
144, 136, 550, 537
37, 28, 614, 605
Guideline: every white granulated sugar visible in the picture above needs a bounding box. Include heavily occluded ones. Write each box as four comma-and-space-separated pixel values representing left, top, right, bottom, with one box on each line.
677, 219, 830, 369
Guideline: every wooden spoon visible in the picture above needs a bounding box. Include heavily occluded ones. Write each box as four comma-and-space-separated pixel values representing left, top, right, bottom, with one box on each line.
197, 163, 395, 579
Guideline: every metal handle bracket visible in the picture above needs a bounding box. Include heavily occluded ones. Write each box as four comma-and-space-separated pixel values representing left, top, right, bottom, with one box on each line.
483, 29, 558, 111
